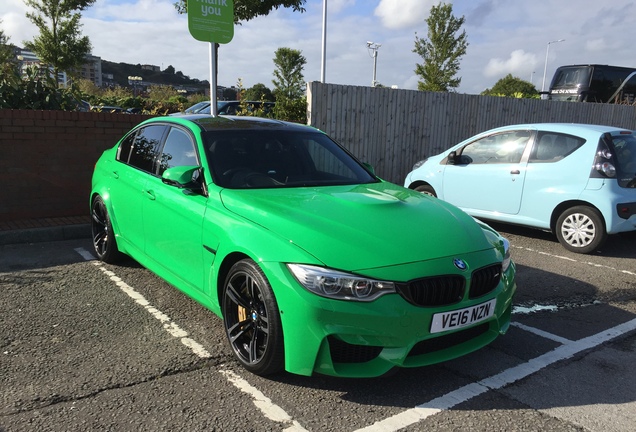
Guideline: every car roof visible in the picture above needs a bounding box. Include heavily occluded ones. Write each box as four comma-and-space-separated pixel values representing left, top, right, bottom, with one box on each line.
483, 123, 632, 135
144, 114, 318, 133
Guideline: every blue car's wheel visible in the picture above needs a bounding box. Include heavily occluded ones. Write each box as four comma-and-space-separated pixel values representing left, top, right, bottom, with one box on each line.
556, 206, 607, 254
222, 259, 284, 376
415, 184, 437, 197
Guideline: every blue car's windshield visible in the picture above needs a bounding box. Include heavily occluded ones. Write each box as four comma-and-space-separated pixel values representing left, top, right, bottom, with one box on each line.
203, 130, 378, 189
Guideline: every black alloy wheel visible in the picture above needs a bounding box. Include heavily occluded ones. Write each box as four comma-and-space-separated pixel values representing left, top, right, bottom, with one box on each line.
91, 196, 123, 263
222, 259, 284, 376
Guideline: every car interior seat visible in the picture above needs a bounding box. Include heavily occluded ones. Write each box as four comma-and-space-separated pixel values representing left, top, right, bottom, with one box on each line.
535, 135, 558, 161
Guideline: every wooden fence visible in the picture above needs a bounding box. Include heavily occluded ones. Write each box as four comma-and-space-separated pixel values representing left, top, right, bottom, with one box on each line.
306, 82, 636, 184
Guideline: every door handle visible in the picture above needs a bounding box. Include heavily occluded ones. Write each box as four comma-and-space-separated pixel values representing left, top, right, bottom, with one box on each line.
112, 171, 119, 179
145, 189, 156, 200
510, 169, 520, 175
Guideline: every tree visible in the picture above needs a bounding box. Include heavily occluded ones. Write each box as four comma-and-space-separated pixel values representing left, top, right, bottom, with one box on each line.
163, 65, 175, 74
413, 2, 468, 92
174, 0, 306, 23
222, 87, 238, 100
0, 23, 18, 75
24, 0, 95, 79
244, 83, 274, 101
481, 74, 539, 98
23, 0, 95, 82
272, 47, 306, 99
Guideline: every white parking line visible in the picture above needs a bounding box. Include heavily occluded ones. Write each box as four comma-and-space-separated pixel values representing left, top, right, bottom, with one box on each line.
74, 247, 307, 432
512, 245, 636, 275
511, 322, 572, 344
355, 317, 636, 432
76, 247, 636, 432
220, 369, 308, 432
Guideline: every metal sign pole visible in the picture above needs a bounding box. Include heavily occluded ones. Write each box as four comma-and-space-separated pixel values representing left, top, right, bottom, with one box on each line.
187, 0, 233, 117
210, 43, 218, 116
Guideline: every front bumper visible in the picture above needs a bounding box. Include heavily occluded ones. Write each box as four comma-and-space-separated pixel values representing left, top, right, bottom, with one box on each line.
261, 255, 517, 378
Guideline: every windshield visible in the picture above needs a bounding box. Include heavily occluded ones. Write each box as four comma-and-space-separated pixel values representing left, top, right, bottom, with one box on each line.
610, 133, 636, 187
551, 66, 591, 89
203, 129, 377, 189
184, 101, 209, 113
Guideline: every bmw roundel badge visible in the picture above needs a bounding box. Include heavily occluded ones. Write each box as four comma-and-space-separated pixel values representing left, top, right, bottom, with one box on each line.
453, 258, 468, 271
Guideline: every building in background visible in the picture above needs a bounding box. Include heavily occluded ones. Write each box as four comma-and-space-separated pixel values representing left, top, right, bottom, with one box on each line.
15, 47, 102, 88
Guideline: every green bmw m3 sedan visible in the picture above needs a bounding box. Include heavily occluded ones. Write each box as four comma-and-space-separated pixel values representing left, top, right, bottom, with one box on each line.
90, 114, 517, 378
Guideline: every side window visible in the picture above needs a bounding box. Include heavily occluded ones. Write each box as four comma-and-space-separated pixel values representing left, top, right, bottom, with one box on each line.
117, 133, 135, 163
157, 127, 198, 175
128, 125, 167, 172
530, 132, 585, 162
460, 131, 530, 164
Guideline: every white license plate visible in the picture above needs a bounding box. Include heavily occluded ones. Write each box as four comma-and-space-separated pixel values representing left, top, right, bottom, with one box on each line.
430, 299, 496, 334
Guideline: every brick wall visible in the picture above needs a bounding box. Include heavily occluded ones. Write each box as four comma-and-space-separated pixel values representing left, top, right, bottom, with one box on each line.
0, 109, 153, 223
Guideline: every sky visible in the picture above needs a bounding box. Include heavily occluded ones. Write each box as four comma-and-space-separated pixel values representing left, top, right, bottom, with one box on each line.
1, 0, 635, 94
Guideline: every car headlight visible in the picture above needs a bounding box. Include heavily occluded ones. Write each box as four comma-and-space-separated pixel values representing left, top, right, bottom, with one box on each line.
287, 264, 396, 301
472, 217, 512, 272
502, 237, 511, 272
412, 158, 428, 170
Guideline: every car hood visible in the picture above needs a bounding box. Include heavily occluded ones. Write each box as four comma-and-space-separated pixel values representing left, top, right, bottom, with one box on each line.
219, 182, 494, 271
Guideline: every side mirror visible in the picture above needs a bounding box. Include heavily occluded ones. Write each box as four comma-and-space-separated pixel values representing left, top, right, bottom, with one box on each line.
362, 162, 375, 174
447, 151, 471, 165
162, 165, 201, 189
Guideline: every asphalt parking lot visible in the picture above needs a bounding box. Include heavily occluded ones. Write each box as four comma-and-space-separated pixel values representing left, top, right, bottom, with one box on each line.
1, 225, 635, 431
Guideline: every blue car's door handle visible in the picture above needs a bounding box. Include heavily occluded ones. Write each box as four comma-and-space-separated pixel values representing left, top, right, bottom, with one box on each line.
510, 169, 520, 175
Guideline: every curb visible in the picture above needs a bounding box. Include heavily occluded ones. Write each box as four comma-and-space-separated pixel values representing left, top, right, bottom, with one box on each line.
0, 224, 91, 246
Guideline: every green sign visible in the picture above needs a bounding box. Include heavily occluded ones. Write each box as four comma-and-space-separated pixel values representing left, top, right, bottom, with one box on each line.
187, 0, 234, 44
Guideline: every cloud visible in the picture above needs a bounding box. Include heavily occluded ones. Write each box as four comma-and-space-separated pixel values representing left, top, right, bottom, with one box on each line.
374, 0, 433, 30
484, 49, 538, 78
465, 0, 498, 27
328, 0, 356, 14
3, 0, 635, 96
585, 38, 607, 52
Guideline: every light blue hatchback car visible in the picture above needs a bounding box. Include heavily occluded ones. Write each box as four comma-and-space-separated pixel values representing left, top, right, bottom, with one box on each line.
405, 123, 636, 254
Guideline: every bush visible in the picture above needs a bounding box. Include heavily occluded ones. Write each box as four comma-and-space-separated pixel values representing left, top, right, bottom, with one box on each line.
272, 96, 307, 123
0, 66, 79, 110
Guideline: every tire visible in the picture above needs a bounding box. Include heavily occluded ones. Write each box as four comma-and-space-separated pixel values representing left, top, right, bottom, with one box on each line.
222, 259, 284, 376
555, 206, 607, 254
91, 196, 124, 263
415, 184, 437, 197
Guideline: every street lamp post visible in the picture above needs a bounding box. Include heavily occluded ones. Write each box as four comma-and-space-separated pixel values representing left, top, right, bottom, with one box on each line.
320, 0, 327, 83
541, 39, 565, 97
367, 41, 381, 87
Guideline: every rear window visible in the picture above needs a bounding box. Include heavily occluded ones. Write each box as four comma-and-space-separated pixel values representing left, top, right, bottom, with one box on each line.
610, 133, 636, 187
530, 132, 585, 162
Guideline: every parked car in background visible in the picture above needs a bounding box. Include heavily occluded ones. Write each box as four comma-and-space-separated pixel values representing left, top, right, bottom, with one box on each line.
172, 100, 275, 116
183, 100, 210, 114
405, 123, 636, 254
90, 105, 125, 113
169, 101, 211, 116
199, 100, 275, 115
547, 64, 636, 103
91, 114, 516, 378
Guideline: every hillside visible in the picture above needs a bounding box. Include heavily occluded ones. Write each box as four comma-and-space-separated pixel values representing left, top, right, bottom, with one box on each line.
101, 60, 208, 92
